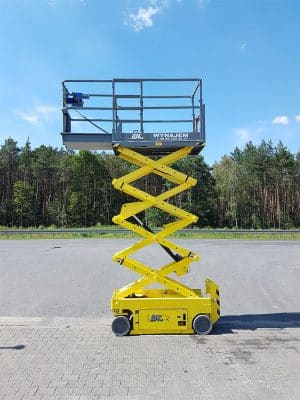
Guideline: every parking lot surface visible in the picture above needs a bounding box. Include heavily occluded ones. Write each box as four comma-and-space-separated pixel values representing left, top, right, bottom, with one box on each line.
0, 239, 299, 399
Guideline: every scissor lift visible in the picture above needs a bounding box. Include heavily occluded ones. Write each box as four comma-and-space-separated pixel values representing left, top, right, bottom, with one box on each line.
62, 78, 220, 335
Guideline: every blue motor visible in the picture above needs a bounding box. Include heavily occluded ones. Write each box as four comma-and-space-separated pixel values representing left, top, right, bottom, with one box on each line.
66, 92, 89, 107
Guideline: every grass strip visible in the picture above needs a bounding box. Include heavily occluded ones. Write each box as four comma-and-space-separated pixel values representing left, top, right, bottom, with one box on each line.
0, 232, 299, 240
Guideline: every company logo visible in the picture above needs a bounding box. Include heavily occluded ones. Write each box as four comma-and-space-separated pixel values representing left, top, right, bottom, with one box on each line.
130, 133, 143, 140
149, 314, 169, 322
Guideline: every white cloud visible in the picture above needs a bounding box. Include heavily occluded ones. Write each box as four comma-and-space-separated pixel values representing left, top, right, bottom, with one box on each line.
35, 105, 58, 114
126, 0, 208, 31
234, 125, 269, 146
235, 128, 250, 144
128, 5, 161, 32
19, 113, 39, 124
240, 43, 246, 51
295, 115, 300, 122
18, 105, 59, 125
197, 0, 210, 8
233, 117, 298, 149
272, 115, 289, 125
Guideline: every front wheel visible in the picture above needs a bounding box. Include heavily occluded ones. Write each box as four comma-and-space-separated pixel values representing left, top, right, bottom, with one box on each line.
112, 316, 131, 336
192, 314, 212, 335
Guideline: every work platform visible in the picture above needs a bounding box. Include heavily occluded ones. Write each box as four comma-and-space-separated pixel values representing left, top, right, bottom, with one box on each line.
62, 78, 205, 155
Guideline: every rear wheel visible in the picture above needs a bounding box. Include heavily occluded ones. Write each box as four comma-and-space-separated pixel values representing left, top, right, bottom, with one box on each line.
192, 314, 212, 335
112, 316, 131, 336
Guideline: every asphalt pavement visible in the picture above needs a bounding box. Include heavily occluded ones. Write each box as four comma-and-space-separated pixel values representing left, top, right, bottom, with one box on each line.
0, 239, 299, 317
0, 239, 299, 399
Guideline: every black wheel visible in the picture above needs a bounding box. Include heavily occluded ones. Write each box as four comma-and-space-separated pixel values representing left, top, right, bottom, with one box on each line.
192, 314, 212, 335
112, 316, 131, 336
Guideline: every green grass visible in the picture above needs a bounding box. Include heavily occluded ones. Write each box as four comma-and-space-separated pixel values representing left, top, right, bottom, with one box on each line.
172, 232, 300, 240
0, 228, 299, 240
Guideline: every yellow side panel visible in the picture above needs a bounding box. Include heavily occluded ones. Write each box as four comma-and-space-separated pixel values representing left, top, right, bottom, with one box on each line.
138, 308, 187, 331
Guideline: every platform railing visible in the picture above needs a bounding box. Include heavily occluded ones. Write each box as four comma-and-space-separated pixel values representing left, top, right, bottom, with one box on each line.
62, 78, 204, 138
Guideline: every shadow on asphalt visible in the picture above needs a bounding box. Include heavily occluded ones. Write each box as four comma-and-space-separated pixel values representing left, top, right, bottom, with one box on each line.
212, 312, 300, 334
0, 345, 25, 350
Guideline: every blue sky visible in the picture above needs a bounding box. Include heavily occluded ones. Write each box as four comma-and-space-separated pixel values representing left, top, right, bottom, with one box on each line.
1, 0, 299, 164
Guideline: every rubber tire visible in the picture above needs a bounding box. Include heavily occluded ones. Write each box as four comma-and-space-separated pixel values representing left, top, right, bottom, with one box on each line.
112, 316, 131, 337
192, 314, 212, 335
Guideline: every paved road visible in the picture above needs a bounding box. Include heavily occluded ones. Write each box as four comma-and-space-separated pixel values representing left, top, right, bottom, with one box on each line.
0, 239, 300, 317
0, 239, 299, 399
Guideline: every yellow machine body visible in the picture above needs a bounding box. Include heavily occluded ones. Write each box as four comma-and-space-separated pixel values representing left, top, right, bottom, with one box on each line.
111, 146, 220, 335
112, 281, 220, 335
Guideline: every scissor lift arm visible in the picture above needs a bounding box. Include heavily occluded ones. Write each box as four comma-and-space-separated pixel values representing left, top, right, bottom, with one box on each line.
110, 146, 220, 335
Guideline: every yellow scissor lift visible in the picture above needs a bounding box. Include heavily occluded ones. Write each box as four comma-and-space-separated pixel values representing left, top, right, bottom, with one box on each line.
61, 78, 220, 335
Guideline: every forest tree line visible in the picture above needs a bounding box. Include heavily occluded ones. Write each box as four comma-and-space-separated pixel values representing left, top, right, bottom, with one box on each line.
0, 137, 299, 229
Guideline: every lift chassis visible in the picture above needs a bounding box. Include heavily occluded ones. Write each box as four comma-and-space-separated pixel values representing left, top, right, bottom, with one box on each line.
61, 78, 220, 335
